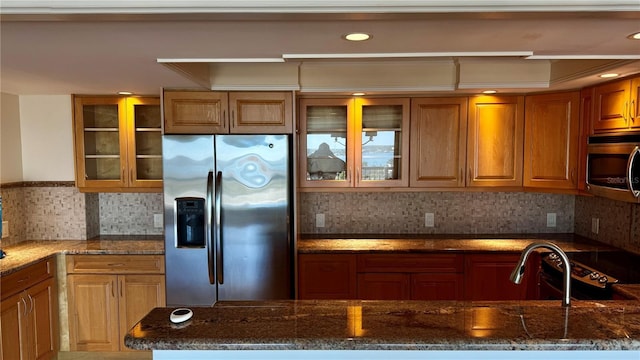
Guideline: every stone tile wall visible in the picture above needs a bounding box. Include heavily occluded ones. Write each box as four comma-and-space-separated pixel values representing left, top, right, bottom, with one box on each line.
575, 195, 640, 255
0, 183, 87, 244
98, 193, 163, 235
0, 186, 27, 245
299, 192, 575, 234
0, 183, 163, 242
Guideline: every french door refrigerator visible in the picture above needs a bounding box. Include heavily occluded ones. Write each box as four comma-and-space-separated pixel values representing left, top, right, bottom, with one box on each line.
163, 134, 293, 306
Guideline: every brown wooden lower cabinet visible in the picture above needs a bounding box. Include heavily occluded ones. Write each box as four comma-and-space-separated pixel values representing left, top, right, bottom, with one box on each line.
411, 273, 465, 300
0, 257, 58, 360
464, 253, 539, 301
66, 255, 165, 352
357, 273, 410, 300
298, 254, 357, 299
298, 252, 539, 301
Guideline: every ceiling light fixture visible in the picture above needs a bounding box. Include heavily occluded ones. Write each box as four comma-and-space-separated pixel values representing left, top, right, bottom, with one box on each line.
599, 73, 620, 78
482, 90, 497, 94
344, 33, 371, 42
118, 91, 133, 95
628, 32, 640, 40
352, 92, 365, 96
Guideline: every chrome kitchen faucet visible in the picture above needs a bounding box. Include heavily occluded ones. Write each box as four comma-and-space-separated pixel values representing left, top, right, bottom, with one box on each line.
510, 241, 572, 307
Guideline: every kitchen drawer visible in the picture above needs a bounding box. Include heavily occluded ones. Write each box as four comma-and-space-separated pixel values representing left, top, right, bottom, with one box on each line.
1, 257, 55, 300
66, 254, 164, 274
357, 254, 463, 273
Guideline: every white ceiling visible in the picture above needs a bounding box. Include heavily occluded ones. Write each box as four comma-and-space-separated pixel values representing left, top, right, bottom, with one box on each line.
1, 1, 640, 96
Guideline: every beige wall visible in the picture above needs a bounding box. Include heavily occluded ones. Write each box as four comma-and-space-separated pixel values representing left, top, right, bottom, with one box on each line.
1, 92, 24, 183
19, 95, 74, 181
1, 93, 74, 183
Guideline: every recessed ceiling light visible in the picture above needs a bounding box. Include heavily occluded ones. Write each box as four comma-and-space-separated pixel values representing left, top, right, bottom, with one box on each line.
352, 92, 366, 96
482, 90, 497, 94
628, 32, 640, 40
344, 33, 371, 42
118, 91, 133, 95
599, 73, 619, 78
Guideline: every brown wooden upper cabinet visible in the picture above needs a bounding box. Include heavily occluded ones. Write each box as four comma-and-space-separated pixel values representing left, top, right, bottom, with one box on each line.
592, 76, 640, 134
299, 97, 410, 188
523, 91, 580, 190
163, 90, 293, 134
467, 95, 525, 187
73, 96, 162, 192
410, 97, 468, 187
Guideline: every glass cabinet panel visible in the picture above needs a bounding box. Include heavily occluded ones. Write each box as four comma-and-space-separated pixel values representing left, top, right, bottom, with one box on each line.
299, 97, 409, 188
300, 99, 353, 187
131, 100, 162, 182
82, 104, 122, 181
356, 98, 410, 187
360, 104, 404, 181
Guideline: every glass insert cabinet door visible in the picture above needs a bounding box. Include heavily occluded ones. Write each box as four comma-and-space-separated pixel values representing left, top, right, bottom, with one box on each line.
127, 97, 162, 187
355, 98, 410, 187
74, 97, 128, 188
298, 97, 409, 188
299, 98, 354, 188
74, 96, 162, 190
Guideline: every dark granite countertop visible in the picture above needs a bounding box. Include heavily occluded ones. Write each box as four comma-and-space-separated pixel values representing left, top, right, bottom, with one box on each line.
125, 299, 640, 351
0, 236, 164, 276
297, 233, 617, 254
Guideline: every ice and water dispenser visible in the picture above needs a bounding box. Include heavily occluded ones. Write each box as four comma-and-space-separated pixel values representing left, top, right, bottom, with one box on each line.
175, 197, 205, 248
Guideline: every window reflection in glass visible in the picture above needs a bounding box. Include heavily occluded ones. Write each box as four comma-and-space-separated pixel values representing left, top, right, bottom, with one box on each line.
361, 105, 403, 181
306, 106, 348, 180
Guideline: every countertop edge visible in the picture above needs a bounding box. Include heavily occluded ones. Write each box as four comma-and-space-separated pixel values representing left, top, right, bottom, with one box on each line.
125, 337, 640, 351
0, 239, 165, 276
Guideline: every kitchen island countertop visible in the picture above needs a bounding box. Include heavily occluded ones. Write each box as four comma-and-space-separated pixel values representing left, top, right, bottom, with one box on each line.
0, 236, 164, 276
125, 299, 640, 351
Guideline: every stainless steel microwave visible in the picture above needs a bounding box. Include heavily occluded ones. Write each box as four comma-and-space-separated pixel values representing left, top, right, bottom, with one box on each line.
586, 135, 640, 203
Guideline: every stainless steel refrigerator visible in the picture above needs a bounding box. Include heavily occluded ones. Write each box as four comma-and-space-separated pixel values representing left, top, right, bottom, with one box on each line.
163, 134, 292, 306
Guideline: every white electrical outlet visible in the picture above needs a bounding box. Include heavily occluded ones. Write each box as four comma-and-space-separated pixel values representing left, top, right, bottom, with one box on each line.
424, 213, 435, 227
546, 213, 557, 227
315, 213, 325, 228
153, 214, 163, 228
591, 217, 600, 234
2, 221, 8, 238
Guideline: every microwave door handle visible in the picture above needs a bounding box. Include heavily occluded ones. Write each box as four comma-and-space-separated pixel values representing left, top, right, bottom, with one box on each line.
628, 146, 640, 197
206, 171, 215, 284
215, 171, 224, 285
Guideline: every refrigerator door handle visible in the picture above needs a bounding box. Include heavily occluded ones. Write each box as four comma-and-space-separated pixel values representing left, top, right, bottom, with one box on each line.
215, 171, 224, 285
206, 171, 215, 284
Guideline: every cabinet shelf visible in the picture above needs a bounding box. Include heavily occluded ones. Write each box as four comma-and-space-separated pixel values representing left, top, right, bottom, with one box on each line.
362, 127, 402, 132
84, 155, 120, 159
84, 128, 119, 132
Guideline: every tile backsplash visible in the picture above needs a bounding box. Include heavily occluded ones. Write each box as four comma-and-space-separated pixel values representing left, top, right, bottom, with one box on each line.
99, 193, 163, 235
0, 182, 163, 242
575, 195, 640, 254
2, 181, 638, 255
0, 183, 88, 244
299, 192, 575, 234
